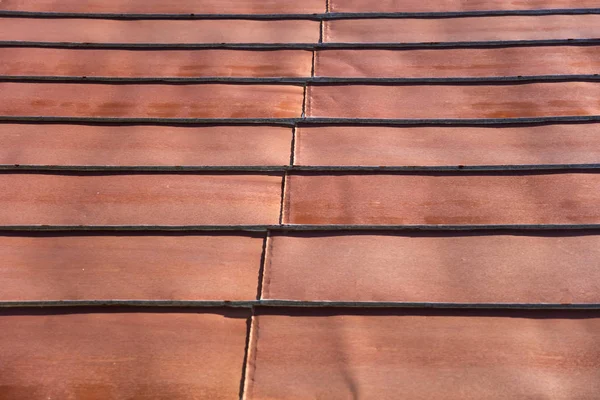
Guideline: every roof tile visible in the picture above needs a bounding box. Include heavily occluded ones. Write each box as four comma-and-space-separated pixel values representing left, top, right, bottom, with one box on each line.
0, 83, 304, 118
294, 125, 600, 166
284, 173, 600, 225
246, 309, 600, 399
0, 173, 282, 225
0, 308, 249, 399
0, 48, 313, 78
307, 83, 600, 119
264, 233, 600, 303
0, 125, 292, 166
324, 16, 600, 43
330, 0, 600, 12
0, 0, 325, 14
315, 47, 600, 78
0, 18, 320, 44
0, 234, 263, 301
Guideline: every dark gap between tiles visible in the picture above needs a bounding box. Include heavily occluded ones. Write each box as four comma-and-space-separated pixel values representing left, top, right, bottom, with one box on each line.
256, 234, 270, 300
0, 230, 265, 239
1, 9, 600, 19
4, 116, 600, 126
238, 313, 254, 400
0, 306, 250, 318
2, 224, 599, 232
0, 170, 284, 177
2, 75, 600, 85
3, 39, 600, 50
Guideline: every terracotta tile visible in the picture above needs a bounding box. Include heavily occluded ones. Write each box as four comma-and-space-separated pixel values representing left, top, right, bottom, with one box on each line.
0, 125, 292, 166
0, 48, 313, 78
315, 47, 600, 78
264, 232, 600, 303
284, 173, 600, 225
0, 173, 282, 225
246, 309, 600, 400
324, 15, 600, 43
330, 0, 600, 12
0, 83, 304, 118
0, 308, 249, 400
0, 233, 263, 301
0, 18, 319, 44
306, 83, 600, 119
294, 125, 600, 166
0, 0, 325, 14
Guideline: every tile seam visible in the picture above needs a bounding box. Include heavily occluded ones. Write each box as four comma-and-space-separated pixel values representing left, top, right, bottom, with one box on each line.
5, 38, 600, 50
3, 300, 600, 310
257, 233, 271, 300
278, 174, 288, 225
5, 116, 600, 125
260, 235, 274, 300
238, 314, 253, 400
2, 9, 600, 19
289, 126, 297, 166
2, 224, 600, 232
5, 75, 600, 84
242, 314, 260, 400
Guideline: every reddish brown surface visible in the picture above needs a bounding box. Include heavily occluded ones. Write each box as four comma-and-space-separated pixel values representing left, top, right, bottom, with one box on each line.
315, 47, 600, 78
324, 15, 600, 43
284, 173, 600, 225
0, 234, 263, 301
330, 0, 600, 12
0, 18, 320, 44
264, 233, 600, 303
294, 125, 600, 166
0, 174, 282, 225
0, 125, 292, 166
246, 310, 600, 400
0, 83, 304, 118
0, 0, 325, 14
0, 308, 249, 399
0, 48, 313, 78
307, 83, 600, 119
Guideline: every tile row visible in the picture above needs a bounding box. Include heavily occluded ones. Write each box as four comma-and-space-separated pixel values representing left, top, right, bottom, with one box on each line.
0, 0, 325, 14
3, 124, 600, 168
1, 307, 599, 399
1, 0, 597, 14
245, 309, 600, 400
3, 231, 600, 303
331, 0, 600, 13
1, 15, 600, 44
3, 47, 600, 78
2, 82, 600, 119
0, 172, 599, 225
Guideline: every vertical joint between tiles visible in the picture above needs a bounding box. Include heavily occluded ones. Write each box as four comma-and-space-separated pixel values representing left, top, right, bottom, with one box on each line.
290, 126, 297, 166
240, 312, 260, 400
278, 173, 288, 225
256, 233, 270, 300
318, 21, 324, 44
238, 313, 254, 400
301, 84, 308, 119
326, 0, 330, 13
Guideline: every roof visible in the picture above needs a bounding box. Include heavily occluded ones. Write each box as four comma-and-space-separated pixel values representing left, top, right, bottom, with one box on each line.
1, 1, 600, 399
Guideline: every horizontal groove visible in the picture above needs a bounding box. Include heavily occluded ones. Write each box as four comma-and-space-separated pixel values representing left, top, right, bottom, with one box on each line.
0, 9, 599, 20
1, 38, 599, 50
1, 224, 599, 232
2, 164, 600, 173
1, 299, 599, 310
2, 75, 600, 85
1, 116, 600, 126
